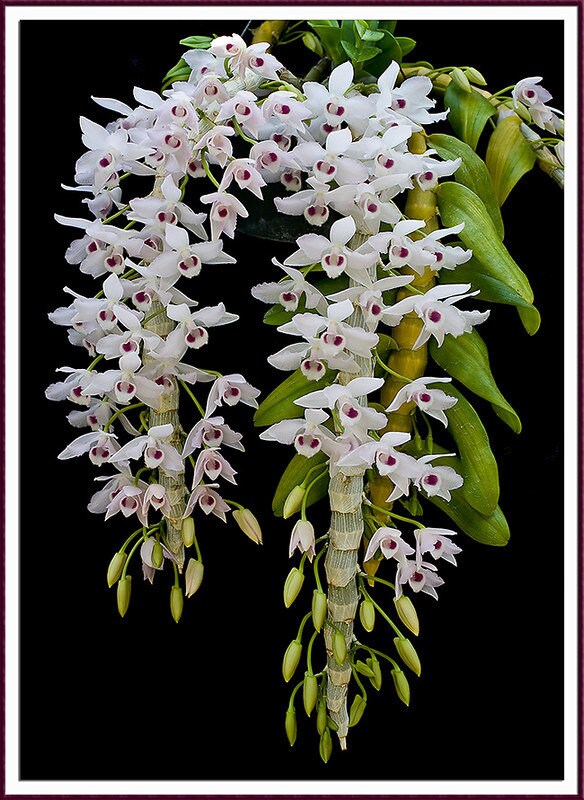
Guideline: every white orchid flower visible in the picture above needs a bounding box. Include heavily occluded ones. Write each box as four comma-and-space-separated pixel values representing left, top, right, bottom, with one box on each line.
338, 431, 418, 500
293, 128, 369, 186
364, 527, 415, 565
328, 274, 414, 330
274, 177, 333, 227
385, 283, 490, 348
191, 449, 237, 486
184, 483, 230, 522
216, 91, 265, 138
200, 190, 249, 240
127, 174, 207, 240
260, 408, 336, 458
82, 351, 164, 408
252, 259, 327, 314
182, 416, 244, 458
109, 423, 183, 476
416, 527, 462, 566
413, 454, 463, 501
386, 376, 458, 427
205, 374, 261, 417
395, 557, 445, 600
58, 429, 119, 465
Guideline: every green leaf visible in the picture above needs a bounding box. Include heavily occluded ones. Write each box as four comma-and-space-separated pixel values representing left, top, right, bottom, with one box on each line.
439, 256, 541, 335
254, 368, 334, 428
444, 80, 496, 151
341, 41, 381, 63
436, 181, 534, 306
429, 330, 521, 433
442, 385, 499, 515
428, 487, 510, 546
427, 133, 504, 240
272, 452, 330, 517
486, 115, 537, 206
179, 35, 212, 49
364, 29, 402, 76
307, 21, 344, 64
395, 36, 416, 56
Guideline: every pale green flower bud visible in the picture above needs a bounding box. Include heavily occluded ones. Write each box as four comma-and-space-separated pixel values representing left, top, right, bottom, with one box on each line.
152, 541, 164, 569
283, 485, 305, 519
465, 66, 487, 86
185, 558, 204, 598
368, 656, 382, 690
391, 667, 410, 706
316, 700, 327, 735
311, 589, 327, 631
282, 639, 302, 682
332, 629, 347, 665
181, 517, 195, 548
394, 595, 419, 636
514, 101, 533, 123
319, 728, 332, 763
283, 568, 304, 608
451, 67, 471, 92
302, 31, 324, 57
107, 552, 126, 588
394, 636, 421, 676
359, 598, 375, 632
355, 659, 375, 678
171, 586, 184, 623
303, 672, 318, 716
285, 707, 297, 746
348, 694, 367, 727
233, 508, 262, 544
117, 575, 132, 618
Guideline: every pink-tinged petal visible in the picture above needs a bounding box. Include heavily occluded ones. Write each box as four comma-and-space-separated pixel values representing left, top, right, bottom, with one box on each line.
91, 95, 134, 115
162, 175, 181, 204
108, 437, 148, 463
268, 343, 309, 371
259, 419, 304, 444
103, 273, 124, 302
159, 443, 184, 475
330, 215, 356, 247
164, 222, 189, 251
346, 376, 384, 398
133, 86, 163, 108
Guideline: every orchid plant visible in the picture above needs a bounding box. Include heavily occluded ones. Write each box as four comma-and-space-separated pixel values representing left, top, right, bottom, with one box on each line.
47, 19, 564, 762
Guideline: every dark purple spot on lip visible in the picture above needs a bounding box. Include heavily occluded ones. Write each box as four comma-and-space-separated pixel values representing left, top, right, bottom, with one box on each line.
218, 207, 229, 218
240, 169, 251, 181
423, 171, 434, 181
153, 449, 163, 460
279, 104, 291, 114
345, 407, 359, 419
396, 98, 406, 109
525, 89, 535, 97
309, 438, 320, 449
172, 105, 187, 117
297, 435, 305, 446
87, 241, 98, 253
419, 393, 432, 402
135, 292, 147, 303
371, 304, 381, 316
435, 252, 443, 262
411, 571, 424, 582
225, 42, 234, 50
386, 539, 397, 549
307, 207, 316, 216
429, 310, 442, 323
424, 474, 439, 486
122, 342, 133, 352
435, 540, 443, 549
281, 292, 294, 302
72, 387, 83, 397
227, 387, 240, 397
368, 203, 378, 213
253, 57, 264, 66
88, 415, 98, 425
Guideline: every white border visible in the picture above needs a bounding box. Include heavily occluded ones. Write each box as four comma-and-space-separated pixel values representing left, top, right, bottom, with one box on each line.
5, 4, 579, 797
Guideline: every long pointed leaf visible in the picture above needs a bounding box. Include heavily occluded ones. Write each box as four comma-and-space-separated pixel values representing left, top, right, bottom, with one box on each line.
429, 330, 521, 433
486, 115, 537, 205
436, 181, 535, 306
442, 385, 499, 515
444, 81, 496, 151
254, 368, 334, 428
427, 133, 504, 239
439, 257, 541, 335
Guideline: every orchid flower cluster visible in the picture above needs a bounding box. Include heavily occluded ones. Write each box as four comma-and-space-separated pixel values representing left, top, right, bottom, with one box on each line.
48, 22, 561, 762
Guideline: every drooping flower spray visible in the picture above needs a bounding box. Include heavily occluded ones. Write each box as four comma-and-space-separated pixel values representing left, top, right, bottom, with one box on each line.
48, 19, 563, 760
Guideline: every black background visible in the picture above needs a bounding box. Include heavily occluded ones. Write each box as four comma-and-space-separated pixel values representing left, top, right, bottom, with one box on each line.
20, 16, 565, 783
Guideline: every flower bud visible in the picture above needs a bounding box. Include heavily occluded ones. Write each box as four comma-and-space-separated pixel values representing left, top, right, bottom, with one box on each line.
451, 66, 471, 92
303, 672, 318, 716
394, 636, 421, 676
319, 728, 332, 764
311, 589, 327, 631
181, 517, 195, 547
391, 667, 410, 706
283, 567, 304, 608
465, 66, 487, 86
359, 598, 375, 632
233, 508, 263, 544
514, 101, 533, 123
316, 700, 327, 735
185, 558, 204, 598
394, 595, 419, 636
285, 707, 297, 746
368, 656, 382, 690
355, 659, 375, 678
152, 541, 164, 569
283, 485, 305, 519
332, 629, 347, 665
282, 639, 302, 682
107, 551, 126, 587
117, 575, 132, 618
170, 585, 184, 623
348, 694, 367, 727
